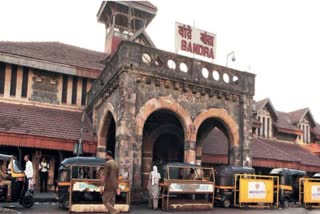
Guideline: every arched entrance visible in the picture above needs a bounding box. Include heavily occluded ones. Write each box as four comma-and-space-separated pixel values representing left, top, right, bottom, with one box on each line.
197, 118, 230, 165
142, 110, 185, 187
104, 112, 116, 155
97, 103, 117, 158
193, 108, 240, 166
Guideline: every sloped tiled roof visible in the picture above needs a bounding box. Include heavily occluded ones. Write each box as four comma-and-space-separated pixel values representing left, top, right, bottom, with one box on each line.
202, 128, 228, 155
255, 98, 269, 113
274, 111, 302, 134
202, 128, 320, 167
260, 138, 320, 167
254, 98, 278, 120
0, 102, 96, 142
288, 108, 316, 127
0, 41, 106, 71
288, 108, 309, 124
252, 138, 298, 162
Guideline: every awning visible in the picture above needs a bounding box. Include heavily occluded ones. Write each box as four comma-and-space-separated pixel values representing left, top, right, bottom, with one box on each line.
0, 132, 96, 154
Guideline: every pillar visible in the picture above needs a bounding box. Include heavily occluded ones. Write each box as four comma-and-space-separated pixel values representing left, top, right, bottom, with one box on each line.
184, 141, 196, 164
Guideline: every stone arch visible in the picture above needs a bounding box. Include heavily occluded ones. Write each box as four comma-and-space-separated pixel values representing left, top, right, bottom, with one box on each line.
193, 108, 239, 144
135, 97, 193, 141
97, 103, 117, 158
193, 108, 240, 165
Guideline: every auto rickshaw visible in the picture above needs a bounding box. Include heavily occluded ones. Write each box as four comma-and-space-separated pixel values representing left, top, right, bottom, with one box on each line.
57, 156, 130, 213
160, 162, 215, 211
270, 168, 306, 208
215, 165, 278, 208
299, 173, 320, 209
0, 154, 34, 208
214, 165, 254, 208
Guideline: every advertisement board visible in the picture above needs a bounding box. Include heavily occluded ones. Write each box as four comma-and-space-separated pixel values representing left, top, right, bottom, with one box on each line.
239, 178, 274, 203
304, 181, 320, 202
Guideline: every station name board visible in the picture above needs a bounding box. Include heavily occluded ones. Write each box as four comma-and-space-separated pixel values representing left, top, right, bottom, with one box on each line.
175, 22, 216, 60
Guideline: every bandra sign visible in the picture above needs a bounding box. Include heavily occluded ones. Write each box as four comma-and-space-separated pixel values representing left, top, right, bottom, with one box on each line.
175, 22, 216, 60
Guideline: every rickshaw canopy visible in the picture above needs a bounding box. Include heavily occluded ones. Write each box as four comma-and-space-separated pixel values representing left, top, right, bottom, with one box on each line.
270, 168, 306, 176
60, 156, 105, 168
215, 165, 255, 186
0, 154, 13, 161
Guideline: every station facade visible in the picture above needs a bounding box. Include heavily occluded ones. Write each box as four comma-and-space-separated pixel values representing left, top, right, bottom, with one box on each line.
0, 1, 320, 198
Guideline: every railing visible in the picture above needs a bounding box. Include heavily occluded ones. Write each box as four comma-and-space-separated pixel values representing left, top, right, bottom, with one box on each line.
87, 41, 255, 108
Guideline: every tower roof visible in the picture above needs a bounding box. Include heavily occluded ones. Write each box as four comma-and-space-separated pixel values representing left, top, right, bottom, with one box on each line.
97, 1, 157, 31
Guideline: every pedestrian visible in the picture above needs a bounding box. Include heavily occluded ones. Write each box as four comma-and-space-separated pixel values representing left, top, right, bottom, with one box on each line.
102, 151, 120, 214
24, 155, 34, 192
39, 157, 49, 192
147, 165, 161, 210
0, 160, 11, 201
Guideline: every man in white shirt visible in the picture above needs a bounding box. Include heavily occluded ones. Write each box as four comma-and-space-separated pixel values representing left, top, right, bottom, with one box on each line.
24, 155, 34, 191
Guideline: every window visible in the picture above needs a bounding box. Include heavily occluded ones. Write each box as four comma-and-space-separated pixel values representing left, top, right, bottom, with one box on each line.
61, 75, 68, 103
71, 76, 78, 105
0, 62, 5, 94
21, 66, 29, 97
10, 65, 17, 96
81, 78, 87, 105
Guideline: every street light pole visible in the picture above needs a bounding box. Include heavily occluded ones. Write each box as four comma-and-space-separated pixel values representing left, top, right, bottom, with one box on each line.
226, 51, 236, 67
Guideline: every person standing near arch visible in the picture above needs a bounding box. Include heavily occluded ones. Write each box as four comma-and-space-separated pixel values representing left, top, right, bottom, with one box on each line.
147, 165, 161, 210
39, 157, 49, 192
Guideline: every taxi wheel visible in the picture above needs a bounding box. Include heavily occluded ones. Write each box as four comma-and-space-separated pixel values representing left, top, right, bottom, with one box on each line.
223, 199, 231, 208
61, 195, 70, 210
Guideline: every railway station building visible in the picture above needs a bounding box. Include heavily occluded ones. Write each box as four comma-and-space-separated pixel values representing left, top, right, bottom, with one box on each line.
1, 1, 320, 198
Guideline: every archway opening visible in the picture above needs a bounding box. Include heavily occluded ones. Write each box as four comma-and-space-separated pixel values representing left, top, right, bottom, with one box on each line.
153, 134, 184, 164
104, 112, 116, 157
142, 109, 185, 186
196, 118, 231, 166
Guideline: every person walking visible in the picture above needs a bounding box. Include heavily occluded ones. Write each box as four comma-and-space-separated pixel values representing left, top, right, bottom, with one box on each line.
147, 165, 161, 210
39, 158, 49, 192
102, 151, 120, 214
24, 155, 34, 192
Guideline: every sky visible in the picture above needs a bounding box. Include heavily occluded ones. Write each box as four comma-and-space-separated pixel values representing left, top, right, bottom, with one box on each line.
0, 0, 320, 120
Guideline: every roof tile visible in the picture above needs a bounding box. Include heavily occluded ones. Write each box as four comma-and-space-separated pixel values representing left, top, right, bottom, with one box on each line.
0, 102, 96, 142
0, 41, 106, 71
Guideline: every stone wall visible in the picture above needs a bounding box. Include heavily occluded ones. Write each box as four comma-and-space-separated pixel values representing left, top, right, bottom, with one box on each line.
30, 69, 59, 104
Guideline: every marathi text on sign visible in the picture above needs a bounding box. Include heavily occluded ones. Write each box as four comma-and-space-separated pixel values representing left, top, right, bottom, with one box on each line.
175, 22, 216, 60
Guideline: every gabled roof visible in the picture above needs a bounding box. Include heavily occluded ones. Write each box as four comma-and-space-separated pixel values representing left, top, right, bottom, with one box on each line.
288, 108, 316, 127
254, 98, 278, 121
0, 41, 106, 78
0, 102, 96, 142
273, 111, 303, 135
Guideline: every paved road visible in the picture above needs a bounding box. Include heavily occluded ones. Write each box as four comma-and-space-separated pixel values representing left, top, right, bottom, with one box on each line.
2, 203, 320, 213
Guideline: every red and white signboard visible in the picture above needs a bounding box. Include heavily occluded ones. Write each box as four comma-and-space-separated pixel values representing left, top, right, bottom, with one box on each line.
175, 22, 216, 60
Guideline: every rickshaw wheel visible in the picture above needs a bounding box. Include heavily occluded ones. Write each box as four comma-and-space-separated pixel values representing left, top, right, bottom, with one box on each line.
21, 195, 34, 208
222, 198, 231, 208
281, 198, 289, 208
61, 194, 70, 210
